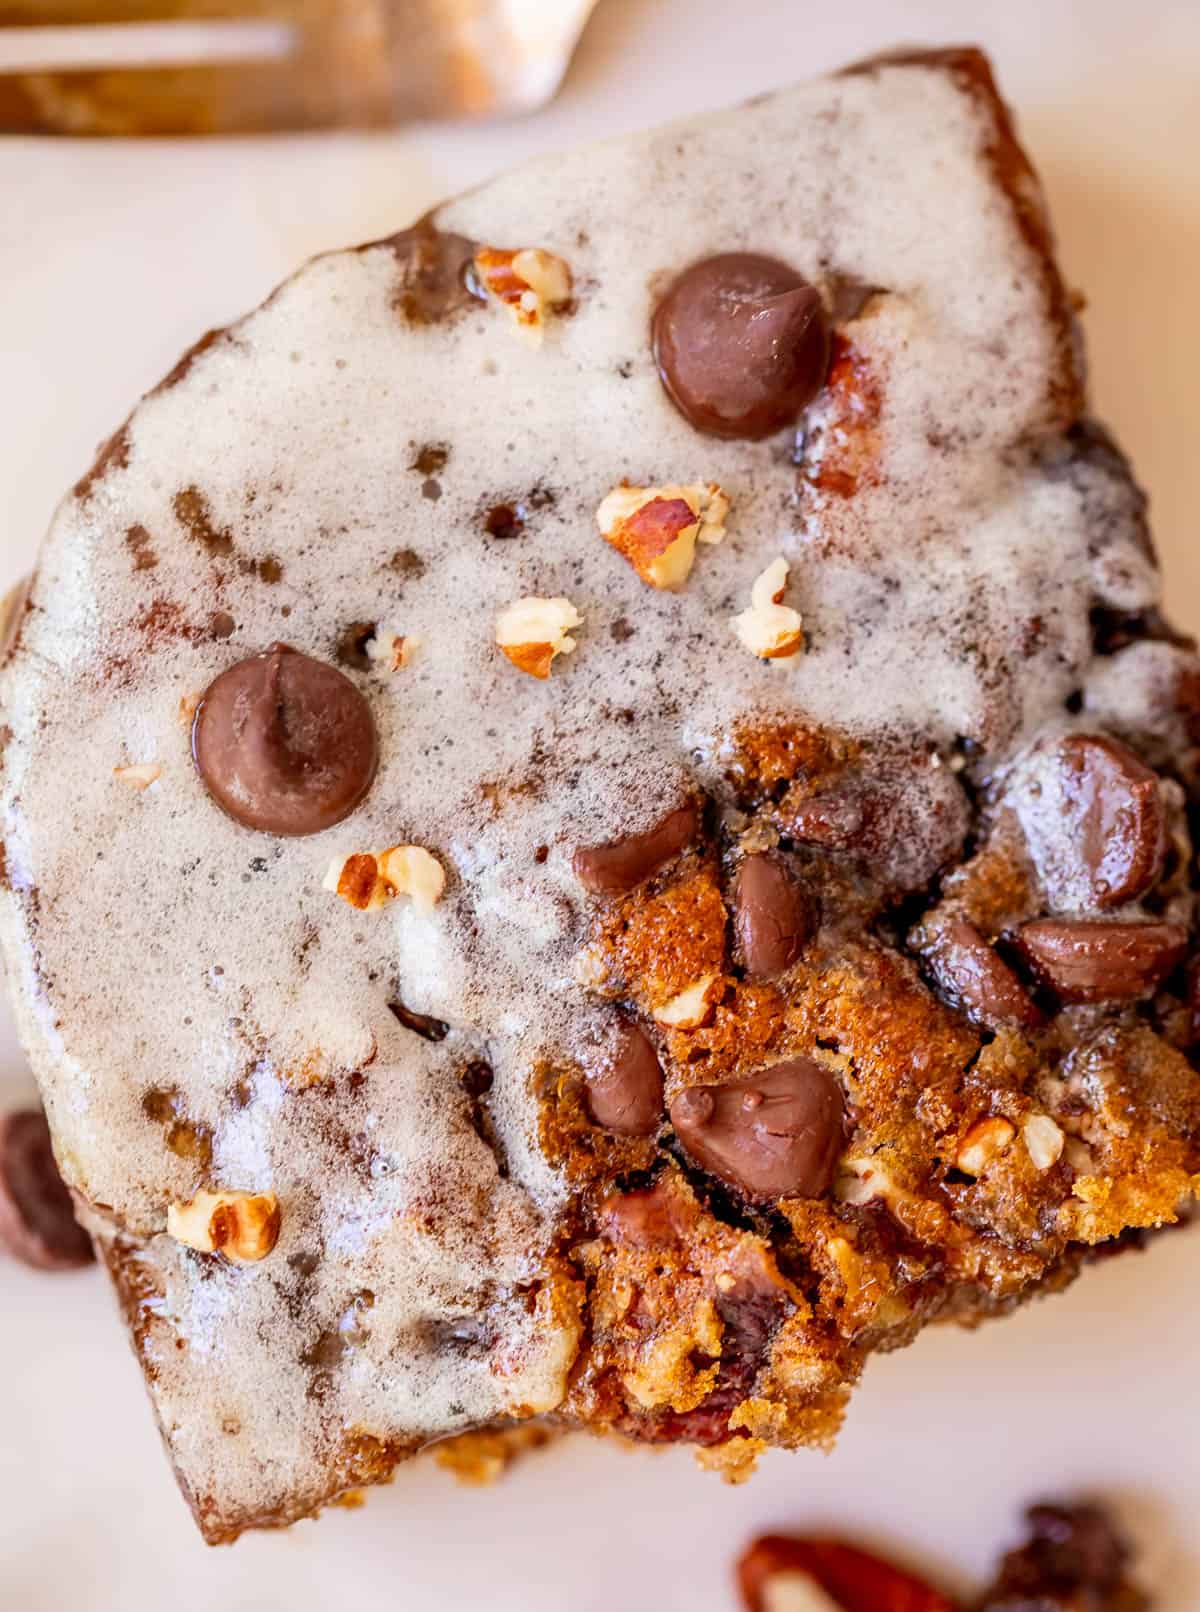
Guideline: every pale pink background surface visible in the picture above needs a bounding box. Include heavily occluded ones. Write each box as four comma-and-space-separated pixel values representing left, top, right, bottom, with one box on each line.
1, 2, 1198, 1606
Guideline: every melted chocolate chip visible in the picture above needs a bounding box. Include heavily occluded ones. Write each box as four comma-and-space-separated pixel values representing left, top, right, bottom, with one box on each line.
585, 1019, 664, 1136
1031, 734, 1165, 910
0, 1109, 94, 1271
384, 222, 477, 325
669, 1057, 845, 1201
336, 621, 377, 671
460, 1060, 494, 1099
925, 919, 1042, 1031
733, 854, 813, 978
650, 1275, 788, 1447
1017, 918, 1187, 1003
573, 802, 698, 895
484, 503, 524, 541
599, 1177, 691, 1249
192, 643, 378, 836
980, 1501, 1141, 1610
652, 253, 830, 439
387, 1000, 449, 1042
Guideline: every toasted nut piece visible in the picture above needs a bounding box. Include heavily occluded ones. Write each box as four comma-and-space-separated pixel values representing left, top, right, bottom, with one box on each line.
834, 1157, 884, 1207
495, 596, 582, 679
956, 1115, 1016, 1176
474, 246, 572, 344
653, 972, 719, 1028
167, 1189, 280, 1264
324, 844, 446, 914
366, 629, 418, 672
1023, 1113, 1065, 1171
113, 762, 161, 790
739, 1534, 957, 1612
759, 1575, 843, 1612
597, 482, 729, 589
1063, 1136, 1094, 1174
833, 1155, 950, 1243
571, 942, 611, 991
731, 557, 804, 659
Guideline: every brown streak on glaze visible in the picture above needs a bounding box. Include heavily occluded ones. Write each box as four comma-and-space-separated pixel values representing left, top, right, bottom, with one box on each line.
73, 425, 132, 502
174, 486, 234, 558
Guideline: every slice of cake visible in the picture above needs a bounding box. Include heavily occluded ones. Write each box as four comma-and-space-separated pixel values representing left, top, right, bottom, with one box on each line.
3, 47, 1198, 1541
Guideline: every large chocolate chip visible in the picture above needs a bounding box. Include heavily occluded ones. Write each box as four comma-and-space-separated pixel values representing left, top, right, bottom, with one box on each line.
1017, 918, 1187, 1003
1021, 734, 1165, 911
573, 802, 697, 895
385, 221, 477, 325
652, 253, 830, 439
193, 643, 378, 836
924, 919, 1042, 1031
0, 1109, 94, 1271
979, 1501, 1137, 1609
669, 1057, 845, 1201
733, 853, 813, 978
585, 1019, 664, 1136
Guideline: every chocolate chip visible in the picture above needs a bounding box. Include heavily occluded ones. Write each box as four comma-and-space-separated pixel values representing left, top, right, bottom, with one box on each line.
652, 253, 830, 439
336, 621, 377, 670
210, 610, 236, 640
460, 1060, 493, 1099
733, 854, 813, 978
192, 643, 378, 836
385, 222, 477, 325
599, 1176, 691, 1249
980, 1501, 1136, 1608
1017, 918, 1187, 1003
1022, 734, 1165, 910
573, 802, 698, 895
484, 503, 524, 540
1023, 1503, 1128, 1590
827, 274, 886, 322
0, 1109, 93, 1271
387, 1000, 449, 1042
585, 1019, 664, 1136
669, 1057, 845, 1201
924, 919, 1042, 1031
